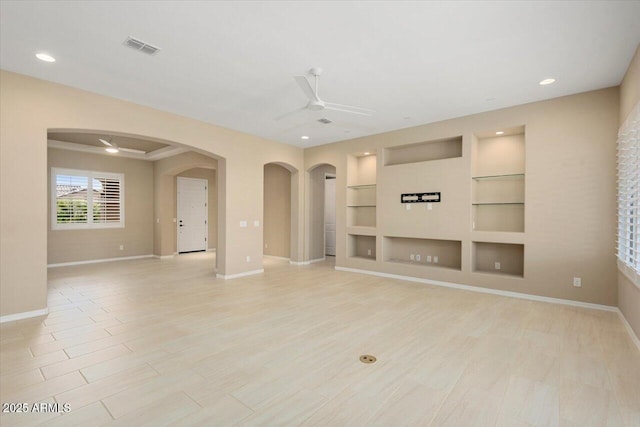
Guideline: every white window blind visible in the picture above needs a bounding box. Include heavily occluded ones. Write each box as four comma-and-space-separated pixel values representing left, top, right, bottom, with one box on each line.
617, 102, 640, 284
52, 168, 124, 229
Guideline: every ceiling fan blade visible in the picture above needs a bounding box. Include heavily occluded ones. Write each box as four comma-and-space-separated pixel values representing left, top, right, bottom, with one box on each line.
275, 105, 307, 121
98, 138, 113, 147
294, 76, 319, 102
324, 102, 374, 116
118, 147, 146, 154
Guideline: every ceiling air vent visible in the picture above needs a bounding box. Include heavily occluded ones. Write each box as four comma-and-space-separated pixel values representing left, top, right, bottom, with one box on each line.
318, 118, 333, 124
124, 36, 160, 55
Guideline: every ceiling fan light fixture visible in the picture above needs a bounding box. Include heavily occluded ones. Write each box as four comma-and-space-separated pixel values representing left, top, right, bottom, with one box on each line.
301, 135, 310, 140
539, 78, 556, 85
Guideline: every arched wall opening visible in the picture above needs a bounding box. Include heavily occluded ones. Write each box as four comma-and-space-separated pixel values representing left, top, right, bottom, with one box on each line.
263, 162, 298, 263
46, 129, 225, 272
306, 163, 337, 262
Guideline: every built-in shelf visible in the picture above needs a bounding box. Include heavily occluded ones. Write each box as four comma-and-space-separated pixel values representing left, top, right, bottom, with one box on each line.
348, 153, 377, 228
384, 136, 462, 166
346, 226, 376, 236
383, 236, 461, 271
347, 184, 376, 189
472, 202, 524, 206
472, 128, 525, 233
348, 234, 376, 260
472, 173, 524, 181
386, 259, 461, 271
473, 241, 524, 277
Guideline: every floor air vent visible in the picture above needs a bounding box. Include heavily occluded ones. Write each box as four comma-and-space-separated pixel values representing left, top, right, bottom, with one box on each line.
318, 118, 333, 124
124, 36, 161, 55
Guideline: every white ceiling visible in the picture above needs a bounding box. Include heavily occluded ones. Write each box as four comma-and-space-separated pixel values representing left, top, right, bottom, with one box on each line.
2, 1, 639, 148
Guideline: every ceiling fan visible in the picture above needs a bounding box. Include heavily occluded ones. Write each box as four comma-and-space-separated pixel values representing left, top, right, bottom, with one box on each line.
278, 67, 374, 120
98, 137, 145, 154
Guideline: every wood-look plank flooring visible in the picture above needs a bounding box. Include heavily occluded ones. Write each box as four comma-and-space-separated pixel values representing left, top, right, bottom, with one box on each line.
1, 253, 639, 426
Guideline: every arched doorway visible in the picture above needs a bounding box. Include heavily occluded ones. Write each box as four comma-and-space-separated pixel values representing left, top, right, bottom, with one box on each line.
307, 163, 337, 262
263, 162, 298, 266
46, 130, 225, 273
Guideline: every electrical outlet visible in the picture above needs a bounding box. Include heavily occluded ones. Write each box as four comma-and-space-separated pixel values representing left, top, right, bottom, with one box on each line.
415, 254, 421, 261
246, 255, 251, 262
254, 220, 260, 227
240, 221, 247, 228
426, 255, 432, 263
433, 256, 439, 263
367, 249, 372, 256
265, 243, 268, 249
573, 277, 582, 287
156, 218, 160, 224
427, 203, 433, 210
406, 204, 411, 211
495, 262, 501, 270
119, 244, 124, 251
410, 254, 415, 261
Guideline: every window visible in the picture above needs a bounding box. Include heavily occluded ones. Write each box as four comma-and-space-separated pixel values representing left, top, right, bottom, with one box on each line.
617, 103, 640, 286
52, 168, 124, 229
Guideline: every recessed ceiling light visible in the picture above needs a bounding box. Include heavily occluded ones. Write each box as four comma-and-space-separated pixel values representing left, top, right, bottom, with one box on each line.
35, 52, 55, 62
495, 131, 505, 135
364, 152, 371, 155
105, 147, 119, 154
301, 136, 309, 140
539, 78, 556, 86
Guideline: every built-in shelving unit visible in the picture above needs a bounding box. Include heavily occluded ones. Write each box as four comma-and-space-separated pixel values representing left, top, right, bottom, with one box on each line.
383, 236, 462, 271
384, 136, 462, 166
472, 128, 525, 232
473, 241, 524, 277
347, 152, 378, 260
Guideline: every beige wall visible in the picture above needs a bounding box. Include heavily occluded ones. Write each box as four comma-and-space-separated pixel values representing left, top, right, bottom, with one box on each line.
306, 87, 619, 306
177, 168, 217, 251
263, 164, 291, 258
0, 70, 303, 318
47, 148, 154, 264
307, 164, 336, 260
618, 43, 640, 338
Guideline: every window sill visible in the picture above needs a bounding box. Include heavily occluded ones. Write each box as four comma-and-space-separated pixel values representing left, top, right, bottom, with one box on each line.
618, 259, 640, 290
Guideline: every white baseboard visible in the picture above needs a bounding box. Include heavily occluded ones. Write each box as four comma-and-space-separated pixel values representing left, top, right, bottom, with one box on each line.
289, 257, 325, 266
153, 254, 175, 260
264, 255, 290, 261
0, 308, 49, 324
617, 309, 640, 352
216, 269, 264, 280
335, 266, 618, 313
48, 255, 154, 268
207, 248, 217, 252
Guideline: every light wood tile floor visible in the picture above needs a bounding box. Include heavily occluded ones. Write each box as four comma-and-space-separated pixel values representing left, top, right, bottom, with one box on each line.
1, 253, 639, 426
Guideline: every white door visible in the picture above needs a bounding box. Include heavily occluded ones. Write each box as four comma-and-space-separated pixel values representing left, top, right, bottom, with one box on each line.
177, 177, 208, 253
324, 176, 336, 256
